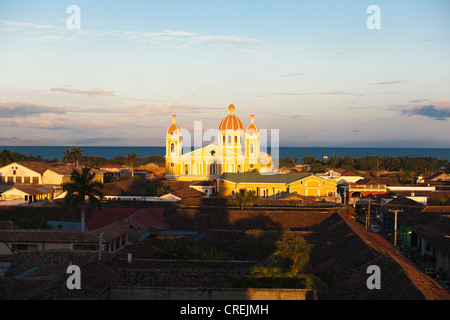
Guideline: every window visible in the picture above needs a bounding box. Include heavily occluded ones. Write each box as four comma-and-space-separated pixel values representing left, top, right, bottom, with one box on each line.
13, 170, 16, 175
223, 135, 226, 144
209, 162, 216, 176
237, 165, 241, 173
185, 164, 189, 175
24, 177, 30, 184
234, 136, 237, 143
16, 176, 22, 184
228, 136, 231, 144
7, 176, 13, 183
250, 143, 254, 154
32, 177, 39, 184
170, 143, 175, 154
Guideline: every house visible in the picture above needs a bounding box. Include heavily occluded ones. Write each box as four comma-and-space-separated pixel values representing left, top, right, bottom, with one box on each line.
218, 172, 337, 199
0, 185, 55, 203
86, 208, 166, 231
418, 171, 450, 185
337, 171, 364, 184
93, 165, 130, 179
0, 162, 54, 185
0, 162, 105, 186
86, 208, 169, 241
347, 178, 387, 199
189, 180, 217, 196
43, 166, 105, 185
0, 222, 129, 255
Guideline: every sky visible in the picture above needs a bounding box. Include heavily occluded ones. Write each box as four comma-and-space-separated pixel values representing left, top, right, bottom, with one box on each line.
0, 0, 449, 148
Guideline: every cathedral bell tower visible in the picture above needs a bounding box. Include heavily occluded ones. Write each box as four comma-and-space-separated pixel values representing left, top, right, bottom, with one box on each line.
165, 115, 182, 175
245, 114, 260, 172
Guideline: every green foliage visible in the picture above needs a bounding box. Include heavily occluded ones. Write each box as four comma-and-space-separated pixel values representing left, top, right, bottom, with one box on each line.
310, 162, 327, 173
228, 190, 259, 208
279, 156, 296, 168
229, 229, 280, 260
439, 196, 449, 206
152, 240, 232, 260
399, 170, 414, 184
62, 167, 104, 210
302, 156, 320, 165
225, 271, 327, 290
0, 149, 44, 166
143, 182, 170, 197
224, 229, 325, 291
271, 229, 313, 272
15, 216, 52, 229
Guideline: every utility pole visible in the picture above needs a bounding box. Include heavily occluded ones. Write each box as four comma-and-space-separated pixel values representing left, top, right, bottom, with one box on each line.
389, 209, 403, 248
366, 198, 371, 230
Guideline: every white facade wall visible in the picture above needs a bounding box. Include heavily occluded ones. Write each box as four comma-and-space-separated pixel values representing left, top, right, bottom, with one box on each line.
0, 163, 42, 184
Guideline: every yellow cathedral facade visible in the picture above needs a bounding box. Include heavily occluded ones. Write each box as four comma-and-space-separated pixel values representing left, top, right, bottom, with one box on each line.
165, 104, 273, 180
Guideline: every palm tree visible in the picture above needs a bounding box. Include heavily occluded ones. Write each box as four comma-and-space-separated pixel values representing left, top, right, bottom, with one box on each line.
125, 151, 138, 177
62, 167, 103, 232
61, 148, 75, 164
71, 147, 84, 167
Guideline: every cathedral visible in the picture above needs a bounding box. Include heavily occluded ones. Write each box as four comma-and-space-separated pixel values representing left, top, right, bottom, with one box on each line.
165, 104, 273, 180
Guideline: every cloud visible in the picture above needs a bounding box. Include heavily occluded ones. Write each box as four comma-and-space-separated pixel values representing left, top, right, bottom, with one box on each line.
401, 100, 450, 120
273, 91, 354, 96
1, 18, 264, 54
421, 15, 439, 20
370, 80, 406, 85
50, 87, 116, 97
0, 19, 59, 34
13, 117, 66, 129
126, 102, 213, 116
0, 100, 65, 118
282, 73, 304, 77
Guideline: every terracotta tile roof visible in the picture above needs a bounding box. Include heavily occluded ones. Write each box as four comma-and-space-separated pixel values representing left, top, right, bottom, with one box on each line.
16, 162, 55, 174
0, 228, 124, 244
170, 188, 206, 199
341, 171, 360, 176
46, 166, 105, 176
0, 220, 19, 230
3, 185, 54, 195
86, 208, 166, 231
92, 221, 129, 242
424, 171, 450, 181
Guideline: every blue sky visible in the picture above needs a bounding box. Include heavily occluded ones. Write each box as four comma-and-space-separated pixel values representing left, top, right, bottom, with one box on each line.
0, 0, 449, 147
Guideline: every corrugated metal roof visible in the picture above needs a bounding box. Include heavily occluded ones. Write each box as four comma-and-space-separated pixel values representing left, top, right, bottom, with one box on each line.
220, 172, 311, 184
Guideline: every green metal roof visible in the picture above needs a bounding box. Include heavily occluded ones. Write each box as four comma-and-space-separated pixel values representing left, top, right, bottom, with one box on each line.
219, 172, 312, 184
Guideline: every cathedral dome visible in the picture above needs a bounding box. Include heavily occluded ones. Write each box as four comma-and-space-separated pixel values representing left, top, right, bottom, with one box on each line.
246, 114, 259, 135
167, 115, 180, 135
219, 104, 244, 131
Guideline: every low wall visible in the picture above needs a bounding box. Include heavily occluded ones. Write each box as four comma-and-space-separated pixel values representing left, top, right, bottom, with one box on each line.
105, 287, 315, 300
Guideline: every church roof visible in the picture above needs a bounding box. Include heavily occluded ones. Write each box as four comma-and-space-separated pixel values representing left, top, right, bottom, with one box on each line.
167, 115, 180, 135
219, 104, 244, 131
220, 172, 312, 184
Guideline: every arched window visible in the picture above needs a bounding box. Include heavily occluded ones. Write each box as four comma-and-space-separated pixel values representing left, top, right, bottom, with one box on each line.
170, 143, 175, 154
228, 136, 231, 144
250, 143, 254, 154
209, 162, 216, 176
237, 165, 241, 173
223, 135, 226, 144
234, 136, 237, 144
185, 164, 189, 175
